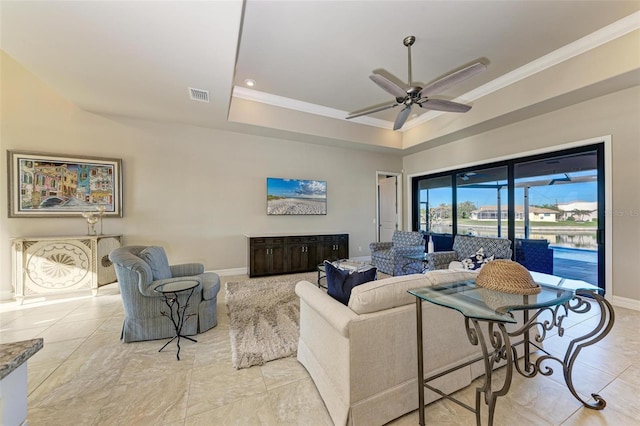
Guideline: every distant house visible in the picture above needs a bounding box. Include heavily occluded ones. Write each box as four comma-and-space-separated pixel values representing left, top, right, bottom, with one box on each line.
556, 201, 598, 222
471, 205, 559, 222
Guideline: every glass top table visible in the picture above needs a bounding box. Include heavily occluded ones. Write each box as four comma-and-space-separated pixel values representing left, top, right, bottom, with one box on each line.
408, 275, 613, 426
154, 279, 200, 360
407, 278, 596, 323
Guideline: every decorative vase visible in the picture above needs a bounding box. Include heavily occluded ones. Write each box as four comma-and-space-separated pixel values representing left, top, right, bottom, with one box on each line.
427, 235, 435, 253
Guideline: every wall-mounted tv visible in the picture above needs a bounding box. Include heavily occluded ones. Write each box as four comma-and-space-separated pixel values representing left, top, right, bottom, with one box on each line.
267, 177, 327, 215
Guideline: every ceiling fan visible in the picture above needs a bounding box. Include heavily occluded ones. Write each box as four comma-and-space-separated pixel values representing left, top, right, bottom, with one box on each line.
346, 35, 486, 130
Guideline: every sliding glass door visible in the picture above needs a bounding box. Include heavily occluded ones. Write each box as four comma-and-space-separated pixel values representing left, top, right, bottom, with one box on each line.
412, 143, 605, 291
456, 166, 509, 238
513, 148, 602, 286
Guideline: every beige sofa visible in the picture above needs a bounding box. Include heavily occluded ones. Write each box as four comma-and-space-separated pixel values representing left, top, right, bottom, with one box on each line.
295, 269, 518, 426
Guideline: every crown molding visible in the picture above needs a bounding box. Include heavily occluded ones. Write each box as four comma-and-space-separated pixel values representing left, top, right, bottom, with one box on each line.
232, 11, 640, 132
232, 86, 392, 129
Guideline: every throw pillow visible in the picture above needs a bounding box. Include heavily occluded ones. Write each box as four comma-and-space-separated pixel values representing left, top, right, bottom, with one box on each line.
461, 247, 494, 271
324, 261, 377, 305
138, 246, 172, 280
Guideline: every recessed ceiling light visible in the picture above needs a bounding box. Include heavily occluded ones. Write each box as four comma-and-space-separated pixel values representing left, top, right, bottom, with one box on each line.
244, 79, 256, 87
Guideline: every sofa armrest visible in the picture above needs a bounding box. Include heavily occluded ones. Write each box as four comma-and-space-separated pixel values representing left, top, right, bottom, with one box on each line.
369, 242, 392, 252
296, 280, 358, 337
170, 263, 205, 277
425, 251, 458, 270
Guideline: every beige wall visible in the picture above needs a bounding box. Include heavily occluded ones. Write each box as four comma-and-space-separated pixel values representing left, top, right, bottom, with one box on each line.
403, 86, 640, 304
0, 53, 402, 299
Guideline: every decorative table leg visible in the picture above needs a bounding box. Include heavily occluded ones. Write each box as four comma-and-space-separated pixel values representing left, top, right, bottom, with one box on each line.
159, 287, 197, 360
561, 290, 615, 409
466, 318, 513, 426
416, 297, 425, 426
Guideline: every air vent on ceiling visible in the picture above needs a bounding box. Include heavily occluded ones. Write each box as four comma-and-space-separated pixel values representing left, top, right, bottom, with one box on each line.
189, 87, 210, 103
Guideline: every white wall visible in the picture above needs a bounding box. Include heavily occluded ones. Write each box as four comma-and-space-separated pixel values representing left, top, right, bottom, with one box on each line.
403, 86, 640, 305
0, 52, 402, 299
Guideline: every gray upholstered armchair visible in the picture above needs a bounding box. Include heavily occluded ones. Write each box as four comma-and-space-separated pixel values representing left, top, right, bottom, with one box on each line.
109, 245, 220, 343
425, 235, 512, 270
369, 230, 425, 276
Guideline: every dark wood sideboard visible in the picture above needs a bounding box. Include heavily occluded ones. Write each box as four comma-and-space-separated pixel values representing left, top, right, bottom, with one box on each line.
246, 233, 349, 277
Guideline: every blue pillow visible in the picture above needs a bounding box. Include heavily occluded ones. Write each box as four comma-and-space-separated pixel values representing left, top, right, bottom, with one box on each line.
138, 246, 172, 280
324, 261, 377, 305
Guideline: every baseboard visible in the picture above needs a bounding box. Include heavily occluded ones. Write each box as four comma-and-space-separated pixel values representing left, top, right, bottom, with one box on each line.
206, 267, 247, 277
612, 295, 640, 311
0, 290, 15, 302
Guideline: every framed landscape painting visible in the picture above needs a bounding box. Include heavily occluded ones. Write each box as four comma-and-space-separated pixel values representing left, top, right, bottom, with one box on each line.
8, 151, 123, 217
267, 177, 327, 215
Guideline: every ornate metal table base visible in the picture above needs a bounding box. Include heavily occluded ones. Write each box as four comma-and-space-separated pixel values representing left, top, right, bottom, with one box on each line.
157, 284, 198, 361
416, 289, 615, 426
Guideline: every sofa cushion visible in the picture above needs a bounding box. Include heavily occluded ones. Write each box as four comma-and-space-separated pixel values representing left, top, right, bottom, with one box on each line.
349, 269, 478, 314
138, 246, 172, 280
325, 261, 377, 305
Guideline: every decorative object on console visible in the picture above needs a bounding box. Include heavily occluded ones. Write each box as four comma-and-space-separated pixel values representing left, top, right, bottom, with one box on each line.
81, 211, 99, 235
324, 260, 377, 305
266, 177, 327, 215
7, 150, 123, 217
475, 259, 541, 295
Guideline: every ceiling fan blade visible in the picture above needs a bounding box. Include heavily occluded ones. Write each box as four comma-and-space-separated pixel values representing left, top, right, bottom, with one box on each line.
393, 106, 412, 130
419, 62, 486, 97
370, 74, 407, 98
419, 98, 472, 113
346, 102, 399, 119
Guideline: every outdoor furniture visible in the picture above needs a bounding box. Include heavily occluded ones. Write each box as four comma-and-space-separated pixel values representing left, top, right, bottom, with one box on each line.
425, 235, 512, 271
369, 230, 425, 276
515, 238, 554, 274
109, 245, 220, 343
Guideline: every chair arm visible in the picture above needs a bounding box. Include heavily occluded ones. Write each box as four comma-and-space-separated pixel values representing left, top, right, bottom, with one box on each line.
170, 263, 205, 277
369, 242, 393, 252
295, 280, 358, 337
425, 251, 458, 270
390, 245, 425, 257
140, 276, 202, 297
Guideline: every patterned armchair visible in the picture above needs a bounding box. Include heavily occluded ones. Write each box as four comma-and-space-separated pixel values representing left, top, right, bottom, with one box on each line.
425, 235, 512, 270
369, 230, 425, 276
109, 245, 220, 343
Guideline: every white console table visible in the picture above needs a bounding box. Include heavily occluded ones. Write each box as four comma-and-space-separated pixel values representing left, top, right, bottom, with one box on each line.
11, 235, 122, 304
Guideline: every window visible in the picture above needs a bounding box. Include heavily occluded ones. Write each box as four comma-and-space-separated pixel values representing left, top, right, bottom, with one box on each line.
411, 143, 605, 290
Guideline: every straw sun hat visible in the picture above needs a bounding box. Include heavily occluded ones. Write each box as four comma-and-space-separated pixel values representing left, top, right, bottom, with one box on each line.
475, 259, 541, 295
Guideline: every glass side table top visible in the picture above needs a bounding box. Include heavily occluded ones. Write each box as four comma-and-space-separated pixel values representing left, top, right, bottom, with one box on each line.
403, 253, 428, 262
408, 280, 578, 323
155, 279, 199, 294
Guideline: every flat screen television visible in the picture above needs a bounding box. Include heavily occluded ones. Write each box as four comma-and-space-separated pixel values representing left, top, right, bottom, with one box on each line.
267, 177, 327, 215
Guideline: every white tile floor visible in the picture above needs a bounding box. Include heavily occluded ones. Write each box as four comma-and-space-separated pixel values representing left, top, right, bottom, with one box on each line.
1, 275, 639, 425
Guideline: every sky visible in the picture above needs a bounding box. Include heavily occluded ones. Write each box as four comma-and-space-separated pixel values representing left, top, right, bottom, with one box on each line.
425, 181, 597, 208
267, 178, 327, 199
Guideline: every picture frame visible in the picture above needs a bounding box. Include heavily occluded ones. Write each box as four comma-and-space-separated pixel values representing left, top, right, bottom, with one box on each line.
7, 150, 123, 218
267, 177, 327, 215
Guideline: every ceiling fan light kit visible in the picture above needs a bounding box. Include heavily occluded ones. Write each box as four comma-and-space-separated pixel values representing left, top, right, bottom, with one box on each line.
346, 35, 486, 130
